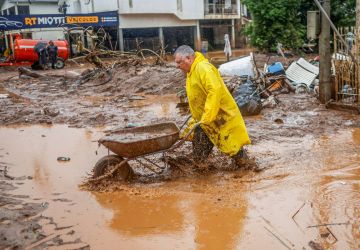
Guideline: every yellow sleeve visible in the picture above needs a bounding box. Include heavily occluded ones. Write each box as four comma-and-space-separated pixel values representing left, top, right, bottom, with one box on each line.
197, 63, 221, 125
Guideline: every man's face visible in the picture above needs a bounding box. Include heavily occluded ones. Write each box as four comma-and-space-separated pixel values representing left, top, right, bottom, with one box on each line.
175, 54, 193, 73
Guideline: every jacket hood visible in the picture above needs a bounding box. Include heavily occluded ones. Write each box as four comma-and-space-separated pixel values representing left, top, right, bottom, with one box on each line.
188, 52, 208, 76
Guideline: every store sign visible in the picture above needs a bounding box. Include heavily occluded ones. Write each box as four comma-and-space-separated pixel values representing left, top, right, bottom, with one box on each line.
0, 11, 118, 31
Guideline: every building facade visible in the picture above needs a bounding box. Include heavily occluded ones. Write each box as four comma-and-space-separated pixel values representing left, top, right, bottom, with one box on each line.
1, 0, 64, 40
65, 0, 249, 52
0, 0, 250, 53
117, 0, 249, 51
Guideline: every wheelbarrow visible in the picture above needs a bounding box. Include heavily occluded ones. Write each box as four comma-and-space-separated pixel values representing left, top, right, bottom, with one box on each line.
92, 118, 195, 181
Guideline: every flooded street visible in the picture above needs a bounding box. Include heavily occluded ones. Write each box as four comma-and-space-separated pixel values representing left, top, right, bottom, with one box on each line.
1, 60, 360, 249
1, 122, 360, 249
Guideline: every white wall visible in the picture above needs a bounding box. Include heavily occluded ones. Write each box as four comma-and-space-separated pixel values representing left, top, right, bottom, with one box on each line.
119, 0, 203, 20
120, 14, 196, 29
66, 0, 118, 14
93, 0, 118, 12
181, 0, 203, 19
119, 0, 176, 14
66, 0, 92, 14
29, 3, 59, 14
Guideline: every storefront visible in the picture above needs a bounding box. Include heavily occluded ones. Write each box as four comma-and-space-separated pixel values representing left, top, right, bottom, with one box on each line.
0, 11, 119, 56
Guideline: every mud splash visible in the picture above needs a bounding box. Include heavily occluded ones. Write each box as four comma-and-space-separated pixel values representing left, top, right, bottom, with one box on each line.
1, 124, 360, 249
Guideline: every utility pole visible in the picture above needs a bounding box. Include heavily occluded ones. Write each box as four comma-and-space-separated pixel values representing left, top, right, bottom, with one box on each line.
318, 0, 332, 104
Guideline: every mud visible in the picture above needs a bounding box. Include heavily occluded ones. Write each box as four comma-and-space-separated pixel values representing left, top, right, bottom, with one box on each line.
1, 58, 360, 249
0, 62, 185, 128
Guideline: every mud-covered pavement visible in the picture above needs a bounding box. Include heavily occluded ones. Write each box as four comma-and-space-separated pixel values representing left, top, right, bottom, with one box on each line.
1, 58, 360, 249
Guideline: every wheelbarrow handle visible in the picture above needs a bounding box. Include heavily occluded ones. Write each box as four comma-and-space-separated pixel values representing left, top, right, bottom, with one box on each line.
179, 115, 192, 131
169, 122, 199, 151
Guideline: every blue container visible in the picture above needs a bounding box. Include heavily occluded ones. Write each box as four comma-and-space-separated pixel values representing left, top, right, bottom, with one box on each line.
267, 62, 285, 75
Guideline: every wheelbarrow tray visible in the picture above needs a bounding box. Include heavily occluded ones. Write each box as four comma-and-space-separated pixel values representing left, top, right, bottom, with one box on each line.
99, 122, 179, 158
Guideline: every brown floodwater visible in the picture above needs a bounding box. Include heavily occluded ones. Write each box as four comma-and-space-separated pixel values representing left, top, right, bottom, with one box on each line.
1, 124, 360, 249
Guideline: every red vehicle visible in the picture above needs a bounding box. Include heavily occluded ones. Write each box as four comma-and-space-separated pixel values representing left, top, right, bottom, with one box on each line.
0, 38, 69, 69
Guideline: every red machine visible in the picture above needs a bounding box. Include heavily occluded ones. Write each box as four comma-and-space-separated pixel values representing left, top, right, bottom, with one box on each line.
0, 38, 69, 69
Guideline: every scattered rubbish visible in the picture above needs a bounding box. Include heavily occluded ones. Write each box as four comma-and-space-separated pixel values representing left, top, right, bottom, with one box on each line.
307, 221, 350, 228
125, 123, 143, 128
233, 80, 262, 116
264, 226, 292, 250
286, 58, 319, 88
291, 202, 306, 220
0, 94, 9, 99
266, 62, 285, 75
295, 83, 310, 94
43, 107, 60, 117
57, 157, 71, 161
274, 118, 284, 124
128, 95, 146, 101
308, 240, 324, 250
218, 55, 255, 77
261, 95, 279, 109
41, 202, 48, 208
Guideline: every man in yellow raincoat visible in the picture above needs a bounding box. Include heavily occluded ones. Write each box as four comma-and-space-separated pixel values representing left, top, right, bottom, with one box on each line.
174, 45, 251, 166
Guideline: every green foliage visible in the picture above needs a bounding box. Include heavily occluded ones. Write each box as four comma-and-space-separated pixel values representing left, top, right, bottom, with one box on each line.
243, 0, 305, 52
243, 0, 356, 52
331, 0, 355, 27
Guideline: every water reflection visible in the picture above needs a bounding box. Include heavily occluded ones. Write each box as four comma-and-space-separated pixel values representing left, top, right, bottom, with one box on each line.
93, 182, 248, 249
93, 192, 184, 236
1, 125, 360, 249
312, 129, 360, 249
194, 200, 247, 250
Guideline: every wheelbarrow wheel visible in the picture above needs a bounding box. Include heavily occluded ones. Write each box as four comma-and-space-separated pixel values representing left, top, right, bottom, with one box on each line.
93, 155, 133, 180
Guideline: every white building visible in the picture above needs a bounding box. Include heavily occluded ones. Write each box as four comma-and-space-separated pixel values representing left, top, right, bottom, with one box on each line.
0, 0, 64, 40
0, 0, 250, 53
65, 0, 250, 52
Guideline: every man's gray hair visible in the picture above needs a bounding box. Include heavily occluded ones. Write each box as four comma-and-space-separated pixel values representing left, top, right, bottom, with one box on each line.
174, 45, 195, 57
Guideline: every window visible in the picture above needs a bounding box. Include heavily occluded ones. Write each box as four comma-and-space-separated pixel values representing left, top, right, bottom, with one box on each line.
17, 5, 30, 15
8, 6, 16, 15
129, 0, 133, 8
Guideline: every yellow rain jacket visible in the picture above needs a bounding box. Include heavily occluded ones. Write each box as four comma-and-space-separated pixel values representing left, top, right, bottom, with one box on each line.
184, 52, 250, 156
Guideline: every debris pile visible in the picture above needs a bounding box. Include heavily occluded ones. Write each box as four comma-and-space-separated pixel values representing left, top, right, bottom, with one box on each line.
220, 53, 320, 116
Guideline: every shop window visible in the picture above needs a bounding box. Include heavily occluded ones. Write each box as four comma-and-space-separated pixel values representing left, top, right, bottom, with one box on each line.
17, 5, 30, 15
8, 6, 15, 15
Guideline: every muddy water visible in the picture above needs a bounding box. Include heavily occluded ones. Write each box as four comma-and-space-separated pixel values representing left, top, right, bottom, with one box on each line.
1, 125, 360, 249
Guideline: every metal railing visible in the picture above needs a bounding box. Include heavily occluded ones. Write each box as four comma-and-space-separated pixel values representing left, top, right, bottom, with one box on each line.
204, 3, 237, 15
333, 27, 359, 103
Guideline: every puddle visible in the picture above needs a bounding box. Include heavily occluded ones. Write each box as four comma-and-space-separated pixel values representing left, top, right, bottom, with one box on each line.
126, 94, 180, 118
1, 125, 360, 249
